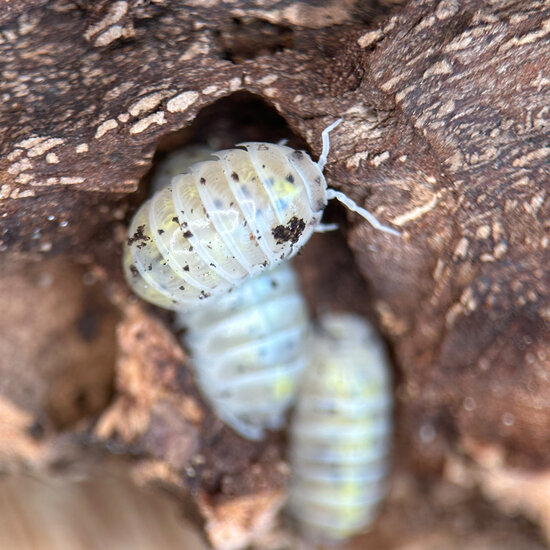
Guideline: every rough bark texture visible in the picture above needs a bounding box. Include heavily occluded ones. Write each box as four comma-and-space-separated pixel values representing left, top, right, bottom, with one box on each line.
1, 0, 549, 548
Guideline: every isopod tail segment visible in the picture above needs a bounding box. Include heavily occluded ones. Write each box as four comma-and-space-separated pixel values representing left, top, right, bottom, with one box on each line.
316, 118, 401, 238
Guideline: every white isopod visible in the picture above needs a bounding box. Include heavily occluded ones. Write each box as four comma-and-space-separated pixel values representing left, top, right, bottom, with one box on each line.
175, 262, 310, 440
288, 313, 393, 543
150, 145, 215, 195
123, 119, 400, 310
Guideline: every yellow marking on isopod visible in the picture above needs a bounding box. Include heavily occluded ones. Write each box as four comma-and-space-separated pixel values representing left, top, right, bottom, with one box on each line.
274, 374, 293, 398
272, 176, 300, 203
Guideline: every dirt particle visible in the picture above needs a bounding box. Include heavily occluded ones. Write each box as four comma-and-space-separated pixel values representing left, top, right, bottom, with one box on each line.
272, 216, 306, 245
127, 224, 150, 246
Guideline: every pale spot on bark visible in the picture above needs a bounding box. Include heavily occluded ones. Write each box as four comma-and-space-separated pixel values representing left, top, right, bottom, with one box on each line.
357, 29, 383, 48
95, 119, 118, 139
166, 91, 199, 113
129, 111, 166, 134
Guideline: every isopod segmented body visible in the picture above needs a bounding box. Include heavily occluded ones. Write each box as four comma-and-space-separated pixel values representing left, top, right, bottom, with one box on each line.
175, 262, 310, 440
288, 313, 393, 543
123, 120, 399, 311
150, 145, 215, 195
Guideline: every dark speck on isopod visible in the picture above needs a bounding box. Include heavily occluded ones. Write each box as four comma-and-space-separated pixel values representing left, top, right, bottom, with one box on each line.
272, 216, 306, 245
127, 224, 150, 246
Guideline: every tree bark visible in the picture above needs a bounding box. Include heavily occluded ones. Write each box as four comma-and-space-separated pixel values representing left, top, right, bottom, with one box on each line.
1, 0, 549, 548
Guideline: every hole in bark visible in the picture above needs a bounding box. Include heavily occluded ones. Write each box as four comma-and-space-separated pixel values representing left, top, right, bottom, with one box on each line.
215, 17, 294, 63
145, 91, 307, 197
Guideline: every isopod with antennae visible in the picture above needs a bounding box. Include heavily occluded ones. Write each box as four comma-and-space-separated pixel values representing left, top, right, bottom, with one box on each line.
123, 119, 400, 310
288, 313, 393, 543
175, 261, 311, 440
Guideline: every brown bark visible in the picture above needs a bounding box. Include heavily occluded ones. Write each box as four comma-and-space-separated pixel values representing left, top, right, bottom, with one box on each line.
1, 0, 549, 548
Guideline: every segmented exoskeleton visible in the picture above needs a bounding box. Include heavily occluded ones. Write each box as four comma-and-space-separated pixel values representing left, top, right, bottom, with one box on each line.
288, 313, 393, 542
123, 120, 399, 310
175, 262, 310, 440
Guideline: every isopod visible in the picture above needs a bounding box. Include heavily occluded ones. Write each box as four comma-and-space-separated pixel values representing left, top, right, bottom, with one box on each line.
288, 313, 393, 543
150, 145, 215, 195
175, 262, 310, 440
123, 119, 400, 310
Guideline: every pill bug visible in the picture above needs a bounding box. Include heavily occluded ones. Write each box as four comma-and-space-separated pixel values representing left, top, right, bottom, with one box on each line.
123, 119, 400, 310
288, 313, 393, 543
150, 145, 215, 195
175, 262, 310, 440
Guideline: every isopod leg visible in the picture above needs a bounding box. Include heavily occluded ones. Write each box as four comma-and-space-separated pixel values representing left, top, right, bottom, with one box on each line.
317, 118, 343, 171
325, 188, 401, 237
314, 223, 339, 233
